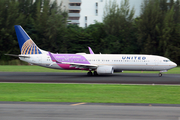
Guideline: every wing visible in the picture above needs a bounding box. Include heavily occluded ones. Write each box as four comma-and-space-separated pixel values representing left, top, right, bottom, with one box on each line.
48, 52, 97, 69
61, 62, 97, 69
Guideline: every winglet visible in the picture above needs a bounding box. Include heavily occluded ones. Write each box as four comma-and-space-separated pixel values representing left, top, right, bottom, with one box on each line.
48, 52, 61, 63
88, 47, 94, 54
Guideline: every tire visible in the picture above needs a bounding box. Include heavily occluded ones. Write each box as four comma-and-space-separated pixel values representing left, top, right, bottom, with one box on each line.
94, 71, 98, 76
159, 73, 162, 77
87, 71, 92, 76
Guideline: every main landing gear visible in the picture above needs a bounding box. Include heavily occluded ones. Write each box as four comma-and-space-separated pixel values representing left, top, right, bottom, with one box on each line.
158, 73, 162, 77
87, 71, 98, 76
87, 71, 93, 76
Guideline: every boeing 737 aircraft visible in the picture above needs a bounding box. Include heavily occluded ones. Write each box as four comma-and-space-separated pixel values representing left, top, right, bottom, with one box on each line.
6, 25, 177, 77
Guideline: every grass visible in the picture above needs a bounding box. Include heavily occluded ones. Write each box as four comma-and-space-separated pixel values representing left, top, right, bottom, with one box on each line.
0, 65, 179, 74
0, 83, 180, 104
0, 59, 28, 65
0, 65, 86, 73
0, 66, 179, 104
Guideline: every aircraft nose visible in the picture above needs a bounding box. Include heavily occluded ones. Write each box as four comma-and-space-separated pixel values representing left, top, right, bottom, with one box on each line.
172, 62, 177, 68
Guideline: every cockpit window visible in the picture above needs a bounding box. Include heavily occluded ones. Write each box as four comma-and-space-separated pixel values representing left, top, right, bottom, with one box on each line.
163, 60, 170, 62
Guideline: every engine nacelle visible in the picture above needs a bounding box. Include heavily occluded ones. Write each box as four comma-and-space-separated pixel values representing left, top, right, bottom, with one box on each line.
97, 66, 114, 74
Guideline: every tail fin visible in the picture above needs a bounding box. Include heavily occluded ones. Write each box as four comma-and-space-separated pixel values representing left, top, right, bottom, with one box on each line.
14, 25, 42, 55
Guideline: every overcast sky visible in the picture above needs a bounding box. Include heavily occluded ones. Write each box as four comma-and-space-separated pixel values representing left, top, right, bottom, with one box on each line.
128, 0, 144, 17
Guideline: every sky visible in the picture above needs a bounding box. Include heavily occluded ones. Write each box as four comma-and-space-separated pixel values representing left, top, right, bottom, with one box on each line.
128, 0, 144, 17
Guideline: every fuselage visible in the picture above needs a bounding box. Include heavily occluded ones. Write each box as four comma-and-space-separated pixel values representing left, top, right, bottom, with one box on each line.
19, 51, 177, 72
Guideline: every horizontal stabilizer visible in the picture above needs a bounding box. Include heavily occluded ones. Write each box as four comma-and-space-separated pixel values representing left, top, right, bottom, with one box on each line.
5, 54, 30, 58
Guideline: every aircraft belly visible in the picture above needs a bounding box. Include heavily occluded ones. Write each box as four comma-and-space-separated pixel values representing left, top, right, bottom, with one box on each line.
153, 65, 170, 71
114, 64, 145, 70
114, 64, 157, 71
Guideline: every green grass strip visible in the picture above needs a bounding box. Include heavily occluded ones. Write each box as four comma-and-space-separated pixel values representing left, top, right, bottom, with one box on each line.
0, 83, 180, 104
0, 65, 86, 73
0, 65, 179, 74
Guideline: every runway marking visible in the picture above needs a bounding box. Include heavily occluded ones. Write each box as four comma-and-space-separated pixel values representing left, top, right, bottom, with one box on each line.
70, 102, 86, 106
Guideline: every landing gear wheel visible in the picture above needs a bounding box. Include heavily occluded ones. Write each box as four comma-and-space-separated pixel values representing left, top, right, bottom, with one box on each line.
93, 71, 98, 76
158, 73, 162, 77
87, 71, 92, 76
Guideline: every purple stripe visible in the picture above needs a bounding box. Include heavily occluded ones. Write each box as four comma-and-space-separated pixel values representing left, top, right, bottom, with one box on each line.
53, 54, 90, 64
48, 52, 90, 64
48, 52, 56, 62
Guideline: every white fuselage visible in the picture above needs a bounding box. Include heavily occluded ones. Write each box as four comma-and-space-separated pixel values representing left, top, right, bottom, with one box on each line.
19, 51, 177, 72
14, 25, 177, 75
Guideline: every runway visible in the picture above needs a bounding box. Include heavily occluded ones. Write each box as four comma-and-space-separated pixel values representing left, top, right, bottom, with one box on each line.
0, 72, 180, 84
1, 73, 180, 120
0, 102, 180, 120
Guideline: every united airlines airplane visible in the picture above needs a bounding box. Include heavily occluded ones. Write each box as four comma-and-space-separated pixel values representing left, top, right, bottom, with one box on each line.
6, 25, 177, 77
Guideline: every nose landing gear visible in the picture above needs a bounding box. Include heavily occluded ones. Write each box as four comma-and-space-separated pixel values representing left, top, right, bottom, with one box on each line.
158, 70, 168, 77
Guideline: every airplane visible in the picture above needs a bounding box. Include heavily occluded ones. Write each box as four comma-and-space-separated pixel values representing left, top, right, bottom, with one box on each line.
6, 25, 177, 77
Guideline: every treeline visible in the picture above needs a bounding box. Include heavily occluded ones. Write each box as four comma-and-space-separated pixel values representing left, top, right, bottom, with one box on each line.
0, 0, 180, 65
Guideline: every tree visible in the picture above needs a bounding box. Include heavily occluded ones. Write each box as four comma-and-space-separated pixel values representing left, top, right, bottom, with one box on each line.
137, 0, 180, 64
103, 0, 139, 54
0, 0, 68, 63
136, 0, 162, 54
0, 0, 25, 61
30, 0, 68, 53
84, 21, 107, 53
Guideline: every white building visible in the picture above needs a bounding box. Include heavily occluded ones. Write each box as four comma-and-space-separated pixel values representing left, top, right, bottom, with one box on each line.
58, 0, 144, 27
79, 0, 107, 27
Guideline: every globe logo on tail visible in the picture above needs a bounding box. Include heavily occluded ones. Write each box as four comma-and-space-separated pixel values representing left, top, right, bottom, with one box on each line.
21, 39, 42, 55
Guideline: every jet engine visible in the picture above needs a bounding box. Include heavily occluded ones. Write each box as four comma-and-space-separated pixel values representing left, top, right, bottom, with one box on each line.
97, 66, 114, 74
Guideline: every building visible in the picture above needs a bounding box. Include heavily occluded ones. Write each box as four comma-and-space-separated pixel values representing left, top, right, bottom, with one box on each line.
68, 0, 81, 25
78, 0, 107, 27
58, 0, 144, 27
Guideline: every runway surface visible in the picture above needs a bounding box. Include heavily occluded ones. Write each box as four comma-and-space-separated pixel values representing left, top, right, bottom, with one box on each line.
0, 72, 180, 84
0, 102, 180, 120
1, 73, 180, 120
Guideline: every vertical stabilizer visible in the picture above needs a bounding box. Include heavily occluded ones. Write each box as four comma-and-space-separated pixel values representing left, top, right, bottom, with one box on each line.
14, 25, 42, 55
